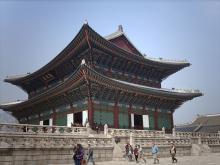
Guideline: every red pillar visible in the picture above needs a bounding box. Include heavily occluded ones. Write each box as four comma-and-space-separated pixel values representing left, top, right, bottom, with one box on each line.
38, 113, 41, 125
154, 109, 158, 130
114, 101, 119, 128
88, 98, 94, 128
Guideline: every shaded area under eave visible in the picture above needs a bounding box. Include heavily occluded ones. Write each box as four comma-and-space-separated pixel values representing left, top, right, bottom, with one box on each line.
0, 63, 203, 113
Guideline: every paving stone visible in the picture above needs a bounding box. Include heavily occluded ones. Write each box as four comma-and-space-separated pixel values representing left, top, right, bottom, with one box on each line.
48, 153, 220, 165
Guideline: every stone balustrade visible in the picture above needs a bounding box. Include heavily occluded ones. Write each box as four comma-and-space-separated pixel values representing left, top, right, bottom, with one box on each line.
108, 128, 164, 137
200, 138, 220, 145
0, 123, 88, 135
134, 137, 191, 146
175, 131, 220, 138
0, 134, 113, 149
0, 126, 114, 165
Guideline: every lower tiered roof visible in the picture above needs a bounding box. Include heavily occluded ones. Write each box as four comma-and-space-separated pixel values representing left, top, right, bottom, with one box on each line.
0, 61, 202, 119
176, 114, 220, 133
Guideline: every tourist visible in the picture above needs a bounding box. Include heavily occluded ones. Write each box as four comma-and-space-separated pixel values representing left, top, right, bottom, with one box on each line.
151, 143, 159, 164
134, 145, 139, 163
93, 122, 98, 133
74, 144, 84, 165
95, 124, 99, 134
125, 142, 133, 161
72, 145, 77, 165
87, 143, 95, 165
138, 144, 146, 163
170, 143, 177, 163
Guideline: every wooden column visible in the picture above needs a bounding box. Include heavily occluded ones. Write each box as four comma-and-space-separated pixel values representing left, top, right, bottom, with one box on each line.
154, 109, 158, 130
114, 101, 119, 128
128, 104, 132, 129
170, 112, 174, 131
88, 98, 94, 128
52, 108, 56, 126
38, 113, 41, 125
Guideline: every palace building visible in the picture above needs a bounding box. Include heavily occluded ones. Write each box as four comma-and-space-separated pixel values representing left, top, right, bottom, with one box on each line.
0, 23, 202, 132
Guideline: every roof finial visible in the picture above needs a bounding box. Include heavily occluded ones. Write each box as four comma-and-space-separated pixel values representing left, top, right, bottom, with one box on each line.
84, 19, 88, 25
118, 25, 123, 32
81, 59, 86, 65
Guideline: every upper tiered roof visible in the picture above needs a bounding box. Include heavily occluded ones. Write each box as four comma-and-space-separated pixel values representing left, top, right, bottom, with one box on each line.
4, 23, 190, 94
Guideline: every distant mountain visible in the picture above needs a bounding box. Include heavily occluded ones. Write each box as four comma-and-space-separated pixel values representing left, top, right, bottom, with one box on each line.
0, 109, 18, 123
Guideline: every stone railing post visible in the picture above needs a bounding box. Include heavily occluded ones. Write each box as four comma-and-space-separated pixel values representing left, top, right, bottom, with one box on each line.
172, 127, 176, 137
86, 122, 90, 135
129, 132, 133, 146
104, 124, 108, 137
162, 127, 165, 136
198, 136, 202, 144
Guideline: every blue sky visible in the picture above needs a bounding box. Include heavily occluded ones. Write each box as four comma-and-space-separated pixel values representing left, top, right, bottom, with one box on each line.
0, 0, 220, 124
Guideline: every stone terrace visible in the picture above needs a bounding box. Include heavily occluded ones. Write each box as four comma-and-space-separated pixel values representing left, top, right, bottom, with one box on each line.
0, 123, 220, 165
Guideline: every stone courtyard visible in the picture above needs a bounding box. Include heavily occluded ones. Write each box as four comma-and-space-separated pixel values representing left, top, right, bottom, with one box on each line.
51, 153, 220, 165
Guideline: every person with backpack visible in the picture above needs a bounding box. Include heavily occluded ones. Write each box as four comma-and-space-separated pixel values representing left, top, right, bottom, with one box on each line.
125, 142, 133, 161
74, 144, 84, 165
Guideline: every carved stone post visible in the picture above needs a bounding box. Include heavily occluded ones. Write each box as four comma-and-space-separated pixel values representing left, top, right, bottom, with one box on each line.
86, 122, 90, 135
172, 127, 176, 137
198, 136, 202, 145
130, 132, 133, 146
162, 127, 165, 136
104, 124, 108, 136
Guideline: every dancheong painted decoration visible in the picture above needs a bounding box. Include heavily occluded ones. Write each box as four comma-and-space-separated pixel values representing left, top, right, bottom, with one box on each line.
0, 23, 202, 132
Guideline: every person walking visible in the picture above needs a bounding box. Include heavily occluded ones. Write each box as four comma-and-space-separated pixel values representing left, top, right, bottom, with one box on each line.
170, 143, 178, 163
73, 145, 77, 165
151, 143, 159, 164
125, 142, 133, 161
87, 143, 95, 165
74, 144, 84, 165
134, 145, 139, 163
138, 145, 146, 163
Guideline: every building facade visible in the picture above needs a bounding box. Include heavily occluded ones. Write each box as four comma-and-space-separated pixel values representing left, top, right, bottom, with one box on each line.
0, 23, 202, 132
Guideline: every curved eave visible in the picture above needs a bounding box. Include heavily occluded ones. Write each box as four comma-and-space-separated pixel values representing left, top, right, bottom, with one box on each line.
4, 24, 89, 85
0, 63, 202, 112
87, 64, 202, 100
5, 24, 189, 86
89, 25, 190, 68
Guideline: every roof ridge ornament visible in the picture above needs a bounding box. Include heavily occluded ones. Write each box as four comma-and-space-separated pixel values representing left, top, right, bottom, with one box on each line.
81, 59, 86, 65
118, 25, 123, 32
84, 19, 88, 25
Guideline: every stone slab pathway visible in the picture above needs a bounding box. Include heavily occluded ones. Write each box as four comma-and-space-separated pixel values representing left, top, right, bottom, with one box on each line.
48, 153, 220, 165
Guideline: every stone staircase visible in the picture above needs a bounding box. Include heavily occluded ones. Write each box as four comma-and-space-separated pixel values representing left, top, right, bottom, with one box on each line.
191, 144, 211, 156
112, 142, 126, 161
